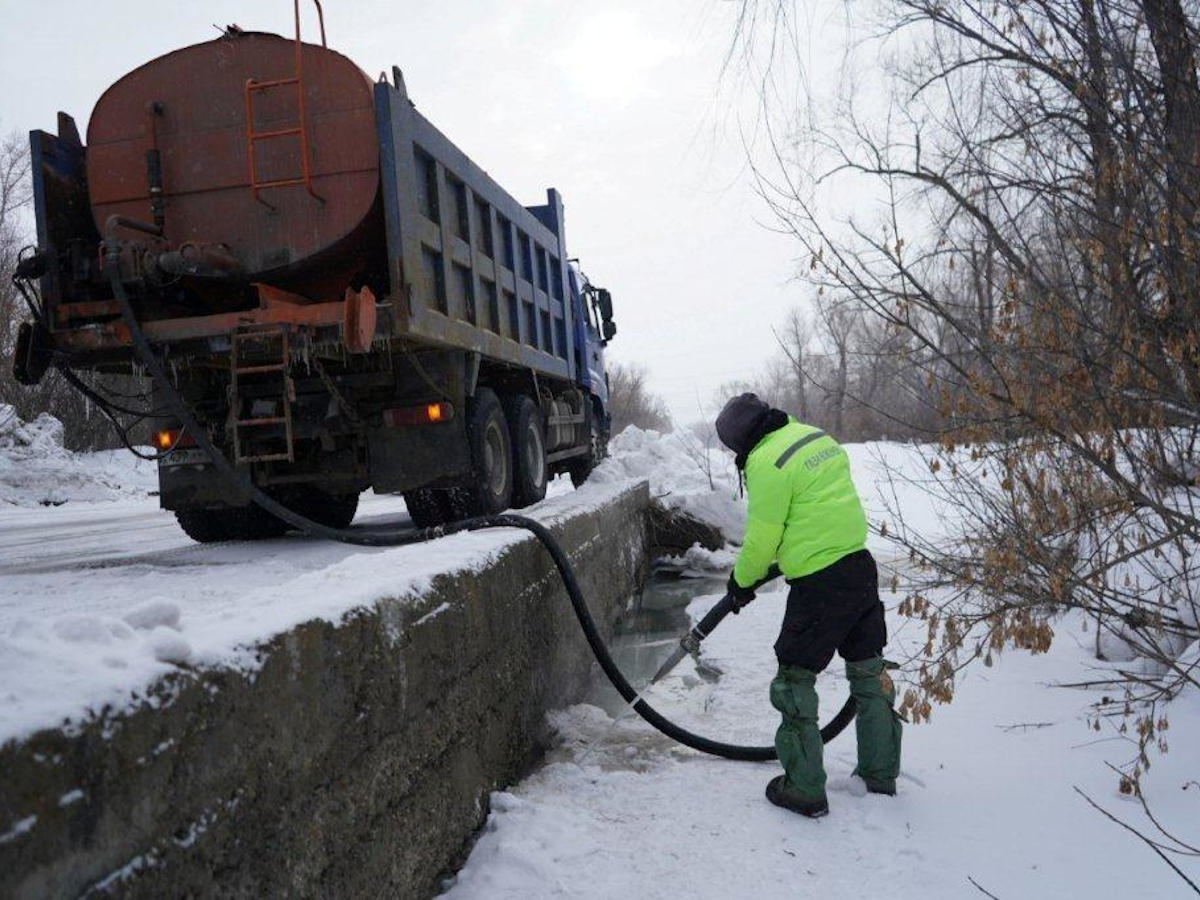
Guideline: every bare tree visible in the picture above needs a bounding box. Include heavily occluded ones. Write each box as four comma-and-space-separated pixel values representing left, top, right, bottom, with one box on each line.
748, 298, 941, 441
606, 361, 672, 435
676, 419, 721, 491
731, 3, 1200, 869
0, 131, 32, 372
773, 307, 813, 420
815, 296, 858, 436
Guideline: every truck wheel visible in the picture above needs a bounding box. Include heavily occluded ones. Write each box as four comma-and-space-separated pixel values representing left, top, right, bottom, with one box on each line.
569, 416, 609, 488
286, 489, 360, 529
319, 492, 360, 529
463, 387, 513, 515
174, 504, 289, 543
403, 487, 456, 529
505, 394, 548, 508
175, 508, 230, 543
240, 505, 291, 539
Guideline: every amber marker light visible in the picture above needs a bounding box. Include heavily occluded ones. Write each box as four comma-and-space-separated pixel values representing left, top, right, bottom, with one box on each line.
152, 428, 196, 451
383, 402, 454, 427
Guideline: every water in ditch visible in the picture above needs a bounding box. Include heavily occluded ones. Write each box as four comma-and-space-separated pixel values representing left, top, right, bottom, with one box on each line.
584, 570, 728, 716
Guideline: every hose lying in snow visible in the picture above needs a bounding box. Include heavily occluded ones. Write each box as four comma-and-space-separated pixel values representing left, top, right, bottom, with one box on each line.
105, 251, 854, 761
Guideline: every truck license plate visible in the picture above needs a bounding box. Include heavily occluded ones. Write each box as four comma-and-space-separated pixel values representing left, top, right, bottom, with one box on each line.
159, 448, 212, 467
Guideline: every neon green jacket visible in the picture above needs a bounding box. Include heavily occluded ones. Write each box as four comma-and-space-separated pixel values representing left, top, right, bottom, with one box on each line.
732, 419, 868, 588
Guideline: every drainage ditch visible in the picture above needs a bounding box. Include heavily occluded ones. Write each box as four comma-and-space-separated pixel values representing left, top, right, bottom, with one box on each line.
585, 570, 728, 715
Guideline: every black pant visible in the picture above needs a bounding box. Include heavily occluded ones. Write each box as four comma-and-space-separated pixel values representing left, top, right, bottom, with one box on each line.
774, 549, 887, 671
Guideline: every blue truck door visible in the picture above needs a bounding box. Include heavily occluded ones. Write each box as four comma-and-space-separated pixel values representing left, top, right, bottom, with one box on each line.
569, 265, 609, 410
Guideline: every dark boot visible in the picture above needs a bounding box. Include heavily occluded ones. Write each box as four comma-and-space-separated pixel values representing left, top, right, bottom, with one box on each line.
766, 776, 829, 818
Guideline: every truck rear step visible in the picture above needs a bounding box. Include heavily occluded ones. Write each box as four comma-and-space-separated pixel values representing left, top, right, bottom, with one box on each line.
231, 324, 296, 464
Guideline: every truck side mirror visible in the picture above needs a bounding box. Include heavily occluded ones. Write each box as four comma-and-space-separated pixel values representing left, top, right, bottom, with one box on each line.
597, 288, 613, 322
602, 319, 617, 343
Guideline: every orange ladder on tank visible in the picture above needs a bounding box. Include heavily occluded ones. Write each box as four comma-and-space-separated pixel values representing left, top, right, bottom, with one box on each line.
243, 0, 327, 204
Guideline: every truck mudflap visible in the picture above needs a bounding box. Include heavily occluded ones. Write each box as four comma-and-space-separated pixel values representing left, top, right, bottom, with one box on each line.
156, 458, 249, 510
157, 446, 371, 511
12, 322, 52, 386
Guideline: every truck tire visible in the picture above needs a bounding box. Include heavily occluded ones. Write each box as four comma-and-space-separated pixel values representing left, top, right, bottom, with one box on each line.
505, 394, 548, 508
287, 489, 360, 529
321, 492, 360, 529
462, 387, 513, 516
175, 504, 289, 543
403, 487, 457, 529
569, 414, 609, 488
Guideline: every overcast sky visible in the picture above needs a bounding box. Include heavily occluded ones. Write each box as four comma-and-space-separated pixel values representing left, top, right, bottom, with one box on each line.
0, 0, 843, 424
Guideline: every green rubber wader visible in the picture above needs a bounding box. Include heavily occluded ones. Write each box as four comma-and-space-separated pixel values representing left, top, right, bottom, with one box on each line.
846, 656, 903, 791
769, 665, 826, 801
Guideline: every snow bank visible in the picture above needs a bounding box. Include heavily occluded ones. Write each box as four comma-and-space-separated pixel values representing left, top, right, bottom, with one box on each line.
591, 426, 957, 562
590, 427, 746, 542
0, 405, 156, 506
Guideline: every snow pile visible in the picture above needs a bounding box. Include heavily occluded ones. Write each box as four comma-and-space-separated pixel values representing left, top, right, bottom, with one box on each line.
590, 427, 959, 562
0, 405, 156, 506
591, 427, 747, 542
657, 543, 737, 576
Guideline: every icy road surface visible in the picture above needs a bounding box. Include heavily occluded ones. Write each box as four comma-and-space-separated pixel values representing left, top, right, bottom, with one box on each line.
0, 489, 416, 575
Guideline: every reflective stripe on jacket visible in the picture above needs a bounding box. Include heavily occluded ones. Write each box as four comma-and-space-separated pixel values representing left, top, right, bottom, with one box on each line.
732, 419, 868, 587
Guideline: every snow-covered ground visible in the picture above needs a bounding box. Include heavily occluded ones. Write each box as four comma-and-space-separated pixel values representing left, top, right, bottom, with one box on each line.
443, 581, 1200, 898
441, 429, 1200, 899
3, 414, 1196, 896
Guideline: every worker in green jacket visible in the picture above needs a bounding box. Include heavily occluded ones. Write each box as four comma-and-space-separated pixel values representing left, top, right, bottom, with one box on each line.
715, 393, 901, 818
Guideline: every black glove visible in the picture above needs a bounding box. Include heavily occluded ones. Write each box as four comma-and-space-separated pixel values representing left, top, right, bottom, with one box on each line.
726, 573, 756, 613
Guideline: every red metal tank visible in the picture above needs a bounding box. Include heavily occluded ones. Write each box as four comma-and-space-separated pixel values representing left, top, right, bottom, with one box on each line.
86, 29, 382, 299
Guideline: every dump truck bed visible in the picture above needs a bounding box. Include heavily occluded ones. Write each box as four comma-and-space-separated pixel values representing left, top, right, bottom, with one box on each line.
374, 74, 577, 383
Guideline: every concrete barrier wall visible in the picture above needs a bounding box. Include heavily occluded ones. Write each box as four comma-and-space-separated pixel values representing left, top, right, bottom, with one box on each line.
1, 483, 649, 899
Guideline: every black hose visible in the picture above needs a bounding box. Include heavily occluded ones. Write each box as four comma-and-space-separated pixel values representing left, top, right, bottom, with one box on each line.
105, 255, 853, 760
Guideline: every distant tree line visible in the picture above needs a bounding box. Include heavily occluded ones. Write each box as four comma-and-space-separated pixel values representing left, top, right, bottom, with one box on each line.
718, 301, 942, 443
606, 361, 672, 435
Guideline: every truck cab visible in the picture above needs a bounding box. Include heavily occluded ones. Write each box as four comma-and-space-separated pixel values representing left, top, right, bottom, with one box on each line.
569, 263, 615, 416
